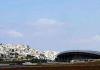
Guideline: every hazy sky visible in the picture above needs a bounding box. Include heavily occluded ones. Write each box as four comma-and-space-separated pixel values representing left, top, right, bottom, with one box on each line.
0, 0, 100, 51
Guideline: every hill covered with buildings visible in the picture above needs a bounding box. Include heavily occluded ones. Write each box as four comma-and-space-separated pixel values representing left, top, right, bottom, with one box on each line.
0, 43, 58, 62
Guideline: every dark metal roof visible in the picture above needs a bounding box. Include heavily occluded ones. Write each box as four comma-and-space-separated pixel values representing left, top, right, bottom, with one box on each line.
56, 50, 100, 57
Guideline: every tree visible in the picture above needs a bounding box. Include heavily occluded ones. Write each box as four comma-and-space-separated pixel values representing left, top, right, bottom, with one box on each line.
26, 55, 35, 61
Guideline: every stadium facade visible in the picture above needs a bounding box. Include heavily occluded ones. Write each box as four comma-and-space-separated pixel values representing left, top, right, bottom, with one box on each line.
55, 50, 100, 62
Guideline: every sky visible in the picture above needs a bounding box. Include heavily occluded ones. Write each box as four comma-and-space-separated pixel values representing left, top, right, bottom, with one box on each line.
0, 0, 100, 51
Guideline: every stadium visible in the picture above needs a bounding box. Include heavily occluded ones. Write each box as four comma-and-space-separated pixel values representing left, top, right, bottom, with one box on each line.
55, 50, 100, 63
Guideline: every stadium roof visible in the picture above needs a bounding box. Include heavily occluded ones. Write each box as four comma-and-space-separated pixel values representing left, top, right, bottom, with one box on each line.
57, 50, 100, 56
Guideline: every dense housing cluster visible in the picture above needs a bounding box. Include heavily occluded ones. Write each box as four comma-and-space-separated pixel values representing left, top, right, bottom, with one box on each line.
0, 43, 58, 62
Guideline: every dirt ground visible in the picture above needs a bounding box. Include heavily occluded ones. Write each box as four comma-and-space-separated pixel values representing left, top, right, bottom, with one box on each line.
0, 65, 100, 70
1, 61, 100, 70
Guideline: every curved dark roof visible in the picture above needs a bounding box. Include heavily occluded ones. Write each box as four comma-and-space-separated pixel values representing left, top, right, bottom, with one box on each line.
56, 50, 100, 57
